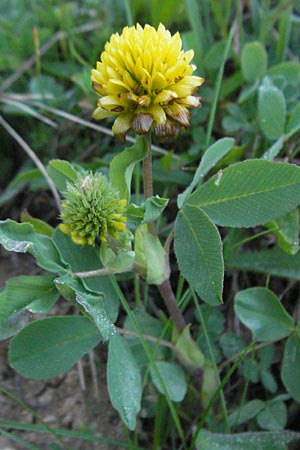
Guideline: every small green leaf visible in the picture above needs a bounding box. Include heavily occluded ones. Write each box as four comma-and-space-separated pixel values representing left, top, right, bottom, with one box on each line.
261, 369, 278, 394
110, 136, 148, 202
0, 220, 65, 274
187, 160, 300, 228
134, 224, 168, 285
265, 209, 299, 255
243, 359, 260, 383
219, 333, 246, 358
257, 400, 287, 431
47, 159, 78, 191
259, 345, 275, 370
21, 211, 54, 237
143, 195, 169, 223
126, 196, 169, 226
282, 333, 300, 402
150, 361, 187, 402
125, 203, 145, 225
229, 399, 265, 426
268, 61, 300, 85
9, 316, 101, 379
195, 429, 300, 450
100, 244, 135, 271
174, 205, 223, 305
241, 42, 267, 82
107, 333, 141, 430
258, 77, 286, 140
0, 275, 58, 322
174, 325, 205, 369
235, 287, 294, 341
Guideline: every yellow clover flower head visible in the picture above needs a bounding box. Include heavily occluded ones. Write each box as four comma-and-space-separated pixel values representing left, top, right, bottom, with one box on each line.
91, 23, 205, 142
59, 172, 127, 246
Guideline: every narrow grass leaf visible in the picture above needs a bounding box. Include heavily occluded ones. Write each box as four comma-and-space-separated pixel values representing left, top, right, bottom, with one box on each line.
0, 427, 41, 450
0, 420, 147, 450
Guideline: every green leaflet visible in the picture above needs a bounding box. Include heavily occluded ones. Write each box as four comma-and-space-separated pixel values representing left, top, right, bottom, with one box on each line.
107, 333, 142, 430
0, 275, 59, 323
109, 136, 148, 202
174, 205, 223, 305
235, 287, 294, 342
9, 316, 101, 379
187, 160, 300, 228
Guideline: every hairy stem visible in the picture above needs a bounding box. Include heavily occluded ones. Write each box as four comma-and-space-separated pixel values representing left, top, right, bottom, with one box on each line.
143, 131, 154, 200
158, 279, 186, 332
143, 132, 157, 235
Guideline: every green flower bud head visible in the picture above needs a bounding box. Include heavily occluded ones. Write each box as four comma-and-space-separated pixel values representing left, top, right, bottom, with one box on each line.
59, 172, 127, 246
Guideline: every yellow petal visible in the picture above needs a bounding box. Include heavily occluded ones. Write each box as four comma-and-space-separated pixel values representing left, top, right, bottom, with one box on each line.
110, 220, 126, 232
154, 90, 177, 104
92, 107, 115, 120
58, 223, 71, 235
147, 104, 166, 124
151, 72, 167, 91
71, 231, 88, 246
112, 112, 133, 136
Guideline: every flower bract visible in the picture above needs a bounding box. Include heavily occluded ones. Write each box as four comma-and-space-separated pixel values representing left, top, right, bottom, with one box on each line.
91, 23, 204, 142
59, 173, 127, 246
